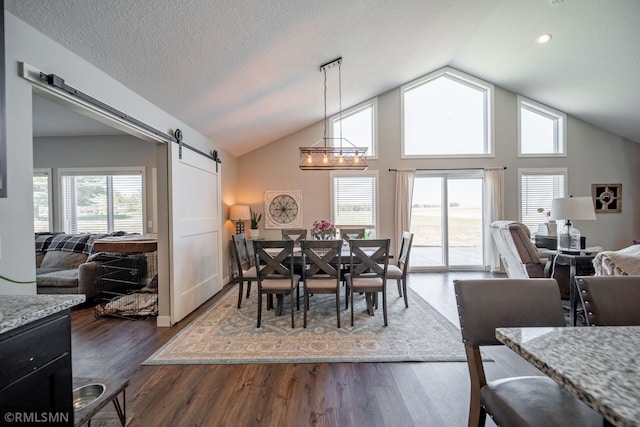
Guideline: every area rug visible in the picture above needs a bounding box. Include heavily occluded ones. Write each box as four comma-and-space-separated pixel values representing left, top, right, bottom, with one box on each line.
143, 285, 469, 364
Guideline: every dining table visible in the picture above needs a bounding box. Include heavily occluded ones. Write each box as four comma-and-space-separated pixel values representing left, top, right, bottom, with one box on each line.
496, 326, 640, 427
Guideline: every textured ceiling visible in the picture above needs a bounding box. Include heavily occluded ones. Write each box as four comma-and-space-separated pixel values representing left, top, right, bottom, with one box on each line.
7, 0, 640, 156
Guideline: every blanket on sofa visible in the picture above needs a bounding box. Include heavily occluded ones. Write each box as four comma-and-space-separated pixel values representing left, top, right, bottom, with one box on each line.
593, 244, 640, 276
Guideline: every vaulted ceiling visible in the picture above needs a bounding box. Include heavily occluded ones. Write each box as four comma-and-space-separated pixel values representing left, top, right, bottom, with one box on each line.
7, 0, 640, 156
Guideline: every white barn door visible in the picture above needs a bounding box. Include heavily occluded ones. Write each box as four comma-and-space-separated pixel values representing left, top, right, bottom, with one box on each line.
169, 142, 222, 324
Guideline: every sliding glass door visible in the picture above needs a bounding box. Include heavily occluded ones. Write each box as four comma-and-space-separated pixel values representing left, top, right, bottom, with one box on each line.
410, 171, 484, 270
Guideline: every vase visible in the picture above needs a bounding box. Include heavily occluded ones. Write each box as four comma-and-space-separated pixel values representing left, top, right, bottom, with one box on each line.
249, 228, 260, 238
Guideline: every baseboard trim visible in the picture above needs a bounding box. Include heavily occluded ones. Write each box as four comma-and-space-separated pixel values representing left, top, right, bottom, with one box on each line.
156, 315, 172, 328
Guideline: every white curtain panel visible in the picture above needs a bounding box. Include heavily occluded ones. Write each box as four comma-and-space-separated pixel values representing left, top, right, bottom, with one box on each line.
394, 170, 415, 257
483, 168, 506, 272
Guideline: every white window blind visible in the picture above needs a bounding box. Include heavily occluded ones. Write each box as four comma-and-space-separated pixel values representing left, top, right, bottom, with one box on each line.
61, 170, 143, 234
520, 170, 566, 232
332, 175, 376, 229
33, 170, 51, 232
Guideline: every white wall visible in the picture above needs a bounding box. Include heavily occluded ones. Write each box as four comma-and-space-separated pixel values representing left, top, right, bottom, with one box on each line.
238, 72, 640, 254
0, 12, 237, 300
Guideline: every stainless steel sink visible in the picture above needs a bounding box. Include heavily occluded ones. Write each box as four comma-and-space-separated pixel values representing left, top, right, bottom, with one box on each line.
73, 383, 106, 410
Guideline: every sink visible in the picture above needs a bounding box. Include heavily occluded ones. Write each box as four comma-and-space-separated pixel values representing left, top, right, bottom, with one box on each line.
73, 383, 106, 410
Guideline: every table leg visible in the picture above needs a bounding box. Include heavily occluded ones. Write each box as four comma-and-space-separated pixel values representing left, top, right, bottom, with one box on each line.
569, 260, 578, 326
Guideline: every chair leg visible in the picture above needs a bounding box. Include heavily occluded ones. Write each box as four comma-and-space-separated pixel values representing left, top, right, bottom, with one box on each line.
303, 291, 309, 328
350, 287, 355, 326
345, 284, 350, 309
246, 281, 252, 298
336, 289, 341, 328
396, 278, 402, 297
290, 293, 295, 328
402, 278, 408, 308
257, 293, 262, 328
382, 289, 388, 326
237, 281, 244, 309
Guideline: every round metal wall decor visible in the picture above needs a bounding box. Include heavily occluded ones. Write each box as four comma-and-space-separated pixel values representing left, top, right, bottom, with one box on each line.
264, 190, 303, 229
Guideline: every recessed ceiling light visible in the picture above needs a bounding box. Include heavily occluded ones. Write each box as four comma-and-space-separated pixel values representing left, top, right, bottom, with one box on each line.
537, 33, 552, 44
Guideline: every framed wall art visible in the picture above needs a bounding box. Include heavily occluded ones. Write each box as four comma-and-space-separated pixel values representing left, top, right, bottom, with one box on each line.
264, 190, 303, 229
592, 183, 622, 213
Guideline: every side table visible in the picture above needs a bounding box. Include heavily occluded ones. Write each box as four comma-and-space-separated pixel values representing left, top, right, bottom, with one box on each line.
545, 251, 597, 326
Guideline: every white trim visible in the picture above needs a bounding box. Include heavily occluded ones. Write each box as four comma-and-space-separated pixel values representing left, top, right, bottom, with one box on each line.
401, 66, 494, 159
517, 95, 567, 158
329, 97, 378, 159
33, 168, 53, 232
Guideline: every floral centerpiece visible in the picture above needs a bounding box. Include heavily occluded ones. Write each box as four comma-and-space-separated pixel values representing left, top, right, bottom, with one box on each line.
311, 219, 336, 240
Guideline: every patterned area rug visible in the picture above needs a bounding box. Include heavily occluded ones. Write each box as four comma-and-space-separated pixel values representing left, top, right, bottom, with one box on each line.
143, 285, 469, 364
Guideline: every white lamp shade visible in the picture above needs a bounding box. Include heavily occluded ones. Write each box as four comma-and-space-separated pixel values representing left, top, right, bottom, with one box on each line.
229, 205, 251, 221
549, 196, 596, 221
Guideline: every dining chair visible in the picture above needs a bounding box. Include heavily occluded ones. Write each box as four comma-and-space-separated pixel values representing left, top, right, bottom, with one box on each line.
339, 228, 365, 241
281, 228, 307, 247
300, 239, 342, 328
454, 278, 602, 427
386, 231, 413, 308
253, 240, 301, 328
344, 238, 390, 326
231, 233, 258, 309
576, 275, 640, 325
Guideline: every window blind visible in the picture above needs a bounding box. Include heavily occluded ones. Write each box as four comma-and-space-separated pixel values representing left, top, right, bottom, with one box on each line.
61, 171, 143, 234
332, 176, 375, 228
520, 172, 566, 232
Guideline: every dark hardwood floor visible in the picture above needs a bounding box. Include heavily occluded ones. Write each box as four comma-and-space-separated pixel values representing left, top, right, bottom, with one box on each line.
71, 272, 542, 426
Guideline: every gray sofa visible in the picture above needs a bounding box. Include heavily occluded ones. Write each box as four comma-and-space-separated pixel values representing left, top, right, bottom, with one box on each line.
35, 232, 140, 300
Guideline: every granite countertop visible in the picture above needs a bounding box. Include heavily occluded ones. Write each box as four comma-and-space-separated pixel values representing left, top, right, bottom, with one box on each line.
0, 294, 85, 335
497, 326, 640, 427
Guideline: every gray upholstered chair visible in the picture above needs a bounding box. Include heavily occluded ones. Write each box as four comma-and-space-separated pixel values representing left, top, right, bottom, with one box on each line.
300, 239, 342, 328
281, 228, 307, 247
386, 231, 413, 308
231, 233, 258, 309
253, 240, 301, 328
345, 239, 390, 326
454, 278, 602, 427
576, 275, 640, 326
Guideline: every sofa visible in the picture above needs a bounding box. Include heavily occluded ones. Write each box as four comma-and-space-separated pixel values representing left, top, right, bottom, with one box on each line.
592, 244, 640, 276
35, 233, 102, 300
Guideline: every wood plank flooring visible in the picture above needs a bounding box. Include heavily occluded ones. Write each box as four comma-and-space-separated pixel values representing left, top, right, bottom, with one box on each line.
70, 272, 542, 426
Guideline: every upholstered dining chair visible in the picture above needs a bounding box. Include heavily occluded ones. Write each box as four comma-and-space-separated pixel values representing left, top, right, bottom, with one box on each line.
281, 228, 307, 247
231, 233, 258, 309
386, 231, 414, 308
253, 240, 301, 328
454, 278, 602, 427
576, 275, 640, 326
344, 238, 390, 326
339, 228, 365, 241
300, 239, 342, 328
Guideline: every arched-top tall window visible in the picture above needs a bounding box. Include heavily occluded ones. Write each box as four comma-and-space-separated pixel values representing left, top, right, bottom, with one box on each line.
401, 67, 493, 158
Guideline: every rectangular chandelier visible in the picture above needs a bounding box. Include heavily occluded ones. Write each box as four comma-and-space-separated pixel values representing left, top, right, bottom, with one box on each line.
299, 139, 368, 171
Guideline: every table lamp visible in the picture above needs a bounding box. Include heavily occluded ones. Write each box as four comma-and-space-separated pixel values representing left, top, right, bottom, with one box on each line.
549, 196, 596, 254
229, 205, 251, 234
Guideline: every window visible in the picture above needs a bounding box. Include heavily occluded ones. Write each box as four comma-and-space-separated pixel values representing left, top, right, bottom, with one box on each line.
330, 98, 377, 158
330, 171, 378, 236
518, 96, 566, 157
59, 168, 145, 234
33, 169, 52, 232
402, 67, 493, 157
519, 168, 567, 233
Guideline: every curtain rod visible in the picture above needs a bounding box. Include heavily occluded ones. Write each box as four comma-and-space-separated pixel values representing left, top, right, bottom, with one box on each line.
388, 167, 506, 172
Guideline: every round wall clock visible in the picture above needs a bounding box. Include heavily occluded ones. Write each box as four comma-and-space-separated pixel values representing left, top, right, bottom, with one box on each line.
264, 190, 303, 229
